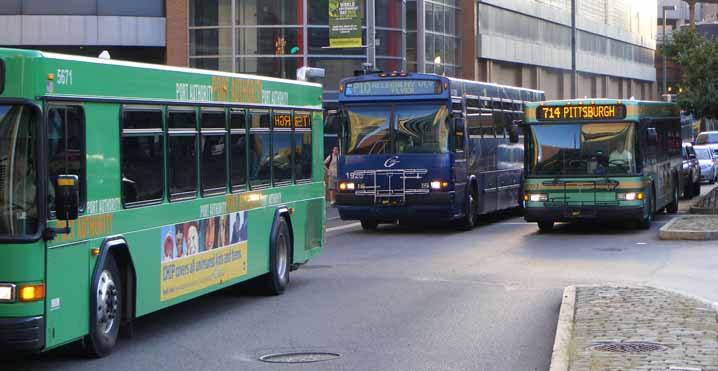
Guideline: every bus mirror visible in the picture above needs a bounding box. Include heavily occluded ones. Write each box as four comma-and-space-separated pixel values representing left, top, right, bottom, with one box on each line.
55, 175, 79, 221
647, 128, 658, 146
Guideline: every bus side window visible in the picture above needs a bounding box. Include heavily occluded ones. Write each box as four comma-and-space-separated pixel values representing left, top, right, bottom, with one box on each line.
121, 108, 164, 207
47, 105, 86, 216
453, 117, 465, 152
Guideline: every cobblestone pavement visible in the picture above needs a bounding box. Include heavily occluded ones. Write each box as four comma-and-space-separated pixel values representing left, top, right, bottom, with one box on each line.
570, 286, 718, 371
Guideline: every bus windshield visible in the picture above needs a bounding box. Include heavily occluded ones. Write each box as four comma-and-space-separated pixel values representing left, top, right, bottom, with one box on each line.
0, 105, 38, 237
342, 104, 450, 155
528, 122, 636, 176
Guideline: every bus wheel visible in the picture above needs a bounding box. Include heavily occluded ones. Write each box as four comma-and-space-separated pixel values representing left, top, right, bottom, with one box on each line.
84, 253, 122, 358
638, 188, 654, 230
537, 221, 554, 233
666, 180, 679, 214
360, 219, 378, 230
457, 192, 477, 230
259, 217, 291, 295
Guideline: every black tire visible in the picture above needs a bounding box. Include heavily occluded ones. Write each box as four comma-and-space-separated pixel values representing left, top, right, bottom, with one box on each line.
537, 221, 554, 233
84, 253, 122, 358
457, 191, 477, 231
360, 219, 378, 230
638, 187, 654, 230
258, 217, 291, 295
666, 178, 679, 214
691, 178, 700, 198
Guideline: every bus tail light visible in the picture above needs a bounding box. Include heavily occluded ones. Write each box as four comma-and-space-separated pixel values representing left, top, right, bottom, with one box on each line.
617, 192, 643, 201
19, 284, 45, 302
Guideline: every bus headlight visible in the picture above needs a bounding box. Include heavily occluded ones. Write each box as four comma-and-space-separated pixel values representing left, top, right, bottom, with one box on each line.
0, 284, 16, 302
339, 182, 355, 191
528, 194, 548, 202
430, 180, 449, 190
617, 192, 643, 201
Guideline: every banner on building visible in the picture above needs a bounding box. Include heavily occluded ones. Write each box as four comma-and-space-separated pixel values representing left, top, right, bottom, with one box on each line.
329, 0, 362, 48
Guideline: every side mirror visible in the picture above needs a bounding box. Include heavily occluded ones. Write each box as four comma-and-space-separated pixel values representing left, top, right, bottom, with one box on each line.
647, 128, 658, 146
55, 175, 79, 221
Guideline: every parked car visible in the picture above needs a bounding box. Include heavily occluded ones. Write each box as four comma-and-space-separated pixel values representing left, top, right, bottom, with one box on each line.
680, 142, 701, 198
695, 131, 718, 156
694, 145, 718, 184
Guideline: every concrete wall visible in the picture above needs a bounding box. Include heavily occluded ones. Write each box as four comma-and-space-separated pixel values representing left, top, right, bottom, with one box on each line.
166, 0, 188, 67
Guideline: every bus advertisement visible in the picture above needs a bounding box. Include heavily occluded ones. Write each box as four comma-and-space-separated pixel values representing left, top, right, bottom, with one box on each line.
522, 99, 682, 232
334, 72, 544, 230
0, 48, 325, 356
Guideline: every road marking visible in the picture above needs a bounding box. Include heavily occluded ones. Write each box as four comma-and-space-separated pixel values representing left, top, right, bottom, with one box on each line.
328, 216, 341, 221
636, 242, 647, 245
326, 223, 361, 233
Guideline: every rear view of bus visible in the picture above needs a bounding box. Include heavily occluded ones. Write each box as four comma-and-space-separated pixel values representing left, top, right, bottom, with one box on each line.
522, 99, 682, 232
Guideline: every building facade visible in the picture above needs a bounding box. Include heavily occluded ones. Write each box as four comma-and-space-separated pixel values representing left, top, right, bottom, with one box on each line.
0, 0, 166, 63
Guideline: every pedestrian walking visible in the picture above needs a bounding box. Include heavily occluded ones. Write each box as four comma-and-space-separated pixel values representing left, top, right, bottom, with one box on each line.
324, 146, 339, 206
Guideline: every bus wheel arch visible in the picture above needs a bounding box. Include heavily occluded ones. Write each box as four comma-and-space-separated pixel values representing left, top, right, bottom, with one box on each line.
84, 237, 133, 357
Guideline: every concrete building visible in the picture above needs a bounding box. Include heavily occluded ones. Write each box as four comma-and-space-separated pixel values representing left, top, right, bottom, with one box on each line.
0, 0, 166, 63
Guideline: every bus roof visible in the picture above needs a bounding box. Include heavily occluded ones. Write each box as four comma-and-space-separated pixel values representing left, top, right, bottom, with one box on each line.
524, 98, 679, 123
0, 47, 322, 108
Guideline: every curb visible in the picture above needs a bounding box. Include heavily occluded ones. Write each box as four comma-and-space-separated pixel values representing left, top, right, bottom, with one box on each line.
658, 216, 718, 240
548, 285, 576, 371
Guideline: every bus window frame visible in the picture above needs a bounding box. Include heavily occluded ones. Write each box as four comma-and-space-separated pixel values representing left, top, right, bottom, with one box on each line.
271, 110, 294, 187
166, 106, 199, 202
294, 111, 313, 184
199, 107, 228, 197
229, 108, 248, 193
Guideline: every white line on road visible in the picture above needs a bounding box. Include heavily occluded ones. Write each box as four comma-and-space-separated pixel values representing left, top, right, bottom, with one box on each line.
326, 223, 361, 233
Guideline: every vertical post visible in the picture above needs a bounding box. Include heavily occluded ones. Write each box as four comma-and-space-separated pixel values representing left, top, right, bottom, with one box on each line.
231, 0, 237, 72
367, 0, 376, 69
303, 0, 308, 68
417, 0, 426, 72
571, 0, 577, 99
663, 8, 667, 96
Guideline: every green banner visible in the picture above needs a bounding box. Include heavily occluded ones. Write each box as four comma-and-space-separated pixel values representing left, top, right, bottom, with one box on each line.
329, 0, 362, 48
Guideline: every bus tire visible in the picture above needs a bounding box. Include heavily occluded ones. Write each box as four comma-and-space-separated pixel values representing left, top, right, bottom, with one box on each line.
258, 217, 291, 296
84, 253, 122, 358
537, 221, 554, 233
638, 188, 654, 230
457, 191, 477, 230
360, 219, 379, 230
666, 178, 679, 214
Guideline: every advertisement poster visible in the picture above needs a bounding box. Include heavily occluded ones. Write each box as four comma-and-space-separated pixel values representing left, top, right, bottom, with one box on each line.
329, 0, 362, 48
160, 211, 248, 301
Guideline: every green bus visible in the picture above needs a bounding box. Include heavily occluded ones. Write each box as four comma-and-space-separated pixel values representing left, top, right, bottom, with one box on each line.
0, 48, 325, 356
522, 99, 682, 232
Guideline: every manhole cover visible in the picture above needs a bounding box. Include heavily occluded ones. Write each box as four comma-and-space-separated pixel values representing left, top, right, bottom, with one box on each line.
589, 341, 669, 353
258, 352, 341, 363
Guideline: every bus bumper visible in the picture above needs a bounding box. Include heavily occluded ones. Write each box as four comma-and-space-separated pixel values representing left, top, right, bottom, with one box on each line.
524, 206, 644, 223
336, 192, 457, 221
0, 316, 45, 352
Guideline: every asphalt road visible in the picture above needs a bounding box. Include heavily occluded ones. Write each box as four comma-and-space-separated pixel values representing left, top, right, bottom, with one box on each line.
7, 185, 718, 371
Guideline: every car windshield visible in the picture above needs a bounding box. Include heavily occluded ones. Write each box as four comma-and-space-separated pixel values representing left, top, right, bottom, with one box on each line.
528, 122, 637, 176
695, 147, 712, 160
342, 104, 450, 155
0, 105, 39, 237
696, 132, 718, 145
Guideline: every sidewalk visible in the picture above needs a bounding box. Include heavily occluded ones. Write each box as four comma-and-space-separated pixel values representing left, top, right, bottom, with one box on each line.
551, 286, 718, 371
661, 184, 718, 240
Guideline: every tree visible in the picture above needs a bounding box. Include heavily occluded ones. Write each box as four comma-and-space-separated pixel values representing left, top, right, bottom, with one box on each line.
661, 28, 718, 118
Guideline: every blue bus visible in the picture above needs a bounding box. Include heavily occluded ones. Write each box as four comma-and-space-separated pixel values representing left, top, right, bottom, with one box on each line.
334, 72, 544, 230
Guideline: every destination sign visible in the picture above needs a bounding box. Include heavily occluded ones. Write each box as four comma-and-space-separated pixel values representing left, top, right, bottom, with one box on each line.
537, 104, 626, 121
273, 113, 311, 128
345, 80, 439, 96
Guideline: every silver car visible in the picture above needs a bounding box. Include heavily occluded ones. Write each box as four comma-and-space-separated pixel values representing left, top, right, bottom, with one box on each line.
695, 131, 718, 157
694, 145, 718, 184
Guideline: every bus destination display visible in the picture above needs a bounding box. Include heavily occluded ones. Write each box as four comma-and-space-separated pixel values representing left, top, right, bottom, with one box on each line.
537, 104, 626, 121
345, 80, 439, 96
273, 113, 311, 128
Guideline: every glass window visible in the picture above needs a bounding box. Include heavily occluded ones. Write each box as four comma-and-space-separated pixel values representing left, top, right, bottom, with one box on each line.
231, 110, 246, 130
294, 132, 312, 181
201, 134, 227, 194
189, 57, 234, 72
528, 123, 637, 176
250, 111, 270, 128
237, 57, 301, 80
230, 133, 247, 190
168, 135, 197, 199
237, 27, 302, 56
121, 109, 163, 206
342, 105, 391, 155
376, 0, 402, 29
190, 28, 233, 56
0, 105, 38, 236
249, 132, 271, 187
47, 105, 85, 215
189, 0, 232, 27
237, 0, 300, 25
168, 109, 196, 129
121, 134, 163, 205
272, 132, 292, 184
202, 110, 225, 129
696, 132, 718, 145
395, 105, 450, 154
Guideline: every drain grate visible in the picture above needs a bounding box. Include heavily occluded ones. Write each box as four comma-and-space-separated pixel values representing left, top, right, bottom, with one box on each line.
589, 341, 669, 353
259, 352, 341, 363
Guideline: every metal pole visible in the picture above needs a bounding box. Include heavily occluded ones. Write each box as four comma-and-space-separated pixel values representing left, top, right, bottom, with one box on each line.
367, 0, 376, 69
571, 0, 577, 99
663, 8, 667, 96
417, 0, 425, 73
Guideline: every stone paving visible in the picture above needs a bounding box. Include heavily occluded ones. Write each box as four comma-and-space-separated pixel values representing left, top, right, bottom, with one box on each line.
569, 286, 718, 371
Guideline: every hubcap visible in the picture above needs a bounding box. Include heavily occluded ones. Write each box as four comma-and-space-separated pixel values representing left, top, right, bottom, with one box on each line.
277, 233, 288, 284
96, 270, 118, 334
